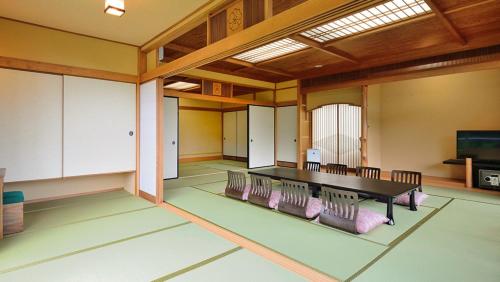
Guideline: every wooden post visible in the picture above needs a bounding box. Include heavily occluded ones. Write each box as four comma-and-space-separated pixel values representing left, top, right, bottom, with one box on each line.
361, 85, 368, 166
465, 157, 473, 188
264, 0, 273, 19
0, 168, 5, 239
135, 50, 147, 196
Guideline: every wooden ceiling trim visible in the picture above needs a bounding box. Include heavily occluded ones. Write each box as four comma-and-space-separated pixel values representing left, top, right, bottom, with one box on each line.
140, 0, 383, 82
141, 0, 231, 52
442, 0, 495, 14
289, 34, 358, 63
425, 0, 467, 45
302, 45, 500, 92
165, 89, 275, 106
182, 68, 275, 89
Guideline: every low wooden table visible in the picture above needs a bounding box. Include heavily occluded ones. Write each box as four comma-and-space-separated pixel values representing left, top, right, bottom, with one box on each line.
0, 168, 5, 239
248, 167, 419, 225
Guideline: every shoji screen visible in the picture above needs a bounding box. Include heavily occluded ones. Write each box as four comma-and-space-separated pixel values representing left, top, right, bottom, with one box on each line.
277, 106, 297, 163
63, 76, 136, 177
163, 97, 178, 180
0, 68, 63, 182
236, 110, 248, 158
312, 104, 361, 168
248, 105, 275, 168
223, 112, 237, 156
139, 80, 158, 196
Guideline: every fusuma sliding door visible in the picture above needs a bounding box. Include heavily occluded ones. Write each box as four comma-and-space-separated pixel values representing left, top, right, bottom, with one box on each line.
163, 97, 178, 179
248, 105, 275, 169
223, 111, 237, 157
277, 106, 297, 164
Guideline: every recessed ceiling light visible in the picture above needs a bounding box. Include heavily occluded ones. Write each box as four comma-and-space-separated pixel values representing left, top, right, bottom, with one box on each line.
164, 82, 200, 91
232, 38, 308, 63
300, 0, 431, 43
105, 0, 125, 17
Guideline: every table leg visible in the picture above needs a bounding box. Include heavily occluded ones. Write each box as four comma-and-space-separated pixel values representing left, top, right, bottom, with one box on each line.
311, 185, 321, 198
386, 197, 395, 225
409, 190, 417, 211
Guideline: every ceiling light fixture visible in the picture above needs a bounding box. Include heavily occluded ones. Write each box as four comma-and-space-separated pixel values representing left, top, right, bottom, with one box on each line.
300, 0, 431, 43
232, 38, 308, 63
105, 0, 125, 17
164, 82, 200, 91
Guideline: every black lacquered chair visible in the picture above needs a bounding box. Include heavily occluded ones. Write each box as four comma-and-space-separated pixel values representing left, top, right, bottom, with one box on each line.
326, 163, 348, 175
303, 161, 321, 172
356, 166, 381, 179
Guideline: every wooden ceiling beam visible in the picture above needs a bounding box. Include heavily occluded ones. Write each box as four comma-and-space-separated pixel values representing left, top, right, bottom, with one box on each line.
140, 0, 380, 81
290, 34, 358, 63
164, 89, 275, 106
425, 0, 467, 45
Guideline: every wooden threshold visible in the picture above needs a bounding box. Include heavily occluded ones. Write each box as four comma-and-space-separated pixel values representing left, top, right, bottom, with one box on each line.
139, 190, 157, 204
24, 187, 125, 204
160, 203, 336, 282
0, 56, 137, 83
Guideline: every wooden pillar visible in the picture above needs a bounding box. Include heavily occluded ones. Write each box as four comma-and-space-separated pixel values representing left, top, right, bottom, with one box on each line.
264, 0, 273, 19
297, 81, 309, 169
135, 50, 147, 196
465, 158, 473, 188
0, 168, 5, 239
273, 89, 277, 166
361, 85, 368, 166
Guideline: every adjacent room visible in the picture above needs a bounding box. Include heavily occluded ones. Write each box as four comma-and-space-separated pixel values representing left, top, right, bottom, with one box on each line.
0, 0, 499, 281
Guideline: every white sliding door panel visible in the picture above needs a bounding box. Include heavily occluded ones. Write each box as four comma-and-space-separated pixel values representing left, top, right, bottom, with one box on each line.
223, 112, 237, 156
277, 106, 297, 163
139, 81, 157, 196
236, 110, 248, 158
0, 68, 63, 182
63, 76, 136, 177
163, 97, 178, 179
248, 105, 275, 168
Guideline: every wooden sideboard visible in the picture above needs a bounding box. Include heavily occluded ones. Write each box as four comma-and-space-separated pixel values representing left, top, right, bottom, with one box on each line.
0, 168, 5, 239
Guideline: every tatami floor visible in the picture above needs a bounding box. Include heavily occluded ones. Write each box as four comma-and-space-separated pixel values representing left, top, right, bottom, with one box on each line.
164, 160, 500, 282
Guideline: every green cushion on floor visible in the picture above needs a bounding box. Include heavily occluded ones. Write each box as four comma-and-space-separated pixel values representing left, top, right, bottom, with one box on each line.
3, 191, 24, 205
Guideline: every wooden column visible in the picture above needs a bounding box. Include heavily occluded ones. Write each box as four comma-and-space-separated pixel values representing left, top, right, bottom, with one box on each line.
297, 81, 310, 169
465, 158, 473, 188
135, 50, 147, 196
0, 168, 5, 239
361, 85, 368, 166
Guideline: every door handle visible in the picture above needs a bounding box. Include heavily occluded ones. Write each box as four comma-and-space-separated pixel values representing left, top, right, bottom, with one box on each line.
293, 139, 296, 142
129, 131, 134, 136
250, 139, 254, 142
172, 141, 176, 145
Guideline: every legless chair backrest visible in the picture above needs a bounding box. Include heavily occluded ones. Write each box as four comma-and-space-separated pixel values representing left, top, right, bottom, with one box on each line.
303, 161, 321, 172
391, 170, 422, 192
356, 166, 381, 180
319, 187, 359, 234
278, 179, 310, 218
248, 175, 273, 207
225, 170, 247, 200
326, 163, 348, 175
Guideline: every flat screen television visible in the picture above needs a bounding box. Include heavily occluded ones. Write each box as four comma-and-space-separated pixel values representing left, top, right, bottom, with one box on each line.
457, 130, 500, 162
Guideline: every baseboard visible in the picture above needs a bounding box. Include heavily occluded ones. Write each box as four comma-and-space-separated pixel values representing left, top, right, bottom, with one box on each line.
139, 190, 156, 203
24, 187, 125, 204
179, 155, 222, 163
223, 155, 248, 162
277, 161, 297, 168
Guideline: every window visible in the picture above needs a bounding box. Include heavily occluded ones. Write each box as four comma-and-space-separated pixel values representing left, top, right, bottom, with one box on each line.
312, 104, 361, 168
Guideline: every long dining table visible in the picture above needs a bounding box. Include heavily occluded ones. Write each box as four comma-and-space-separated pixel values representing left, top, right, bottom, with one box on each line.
248, 167, 419, 225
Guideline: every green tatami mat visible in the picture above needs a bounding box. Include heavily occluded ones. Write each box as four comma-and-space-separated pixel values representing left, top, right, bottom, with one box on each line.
310, 200, 434, 246
179, 168, 223, 177
0, 224, 237, 282
193, 181, 229, 194
24, 190, 131, 213
0, 208, 187, 273
354, 199, 500, 282
424, 185, 500, 205
164, 172, 228, 189
421, 194, 452, 209
165, 187, 386, 281
22, 196, 154, 233
168, 249, 306, 282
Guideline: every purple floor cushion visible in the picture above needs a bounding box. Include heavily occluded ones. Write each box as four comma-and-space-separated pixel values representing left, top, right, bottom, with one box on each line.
241, 184, 251, 201
356, 208, 389, 234
395, 191, 428, 206
268, 191, 281, 209
305, 198, 322, 219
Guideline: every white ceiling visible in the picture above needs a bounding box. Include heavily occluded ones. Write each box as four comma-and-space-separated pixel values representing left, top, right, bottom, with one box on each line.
0, 0, 211, 46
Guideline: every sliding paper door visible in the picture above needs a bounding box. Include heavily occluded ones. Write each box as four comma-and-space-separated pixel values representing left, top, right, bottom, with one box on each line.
163, 97, 178, 180
277, 106, 297, 163
223, 112, 237, 157
236, 110, 248, 158
248, 105, 275, 168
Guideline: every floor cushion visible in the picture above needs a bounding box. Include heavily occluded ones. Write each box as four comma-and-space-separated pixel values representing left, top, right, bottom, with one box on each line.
3, 191, 24, 205
241, 184, 251, 201
395, 191, 428, 206
356, 208, 389, 234
268, 191, 281, 209
305, 197, 322, 219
